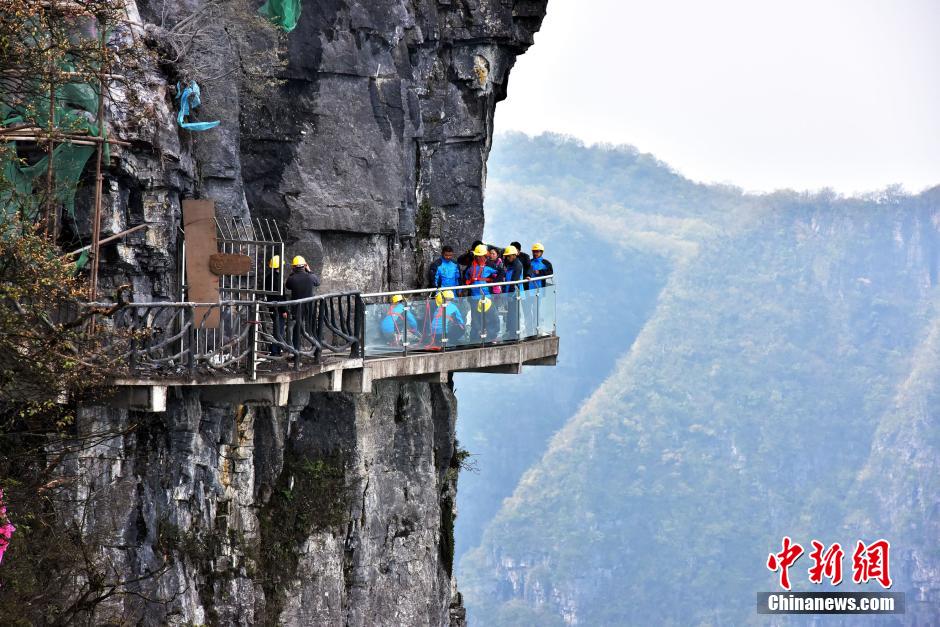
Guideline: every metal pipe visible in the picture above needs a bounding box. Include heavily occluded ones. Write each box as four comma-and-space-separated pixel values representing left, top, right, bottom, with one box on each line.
64, 223, 147, 256
87, 62, 106, 308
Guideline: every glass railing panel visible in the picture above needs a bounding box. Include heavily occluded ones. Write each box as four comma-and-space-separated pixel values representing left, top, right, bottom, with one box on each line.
365, 299, 416, 356
536, 280, 557, 336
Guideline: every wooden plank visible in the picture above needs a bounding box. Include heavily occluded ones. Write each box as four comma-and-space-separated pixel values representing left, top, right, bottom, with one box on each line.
209, 253, 251, 276
182, 199, 220, 328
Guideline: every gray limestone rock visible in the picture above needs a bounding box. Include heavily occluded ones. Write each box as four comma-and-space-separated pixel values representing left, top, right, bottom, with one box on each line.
29, 0, 547, 624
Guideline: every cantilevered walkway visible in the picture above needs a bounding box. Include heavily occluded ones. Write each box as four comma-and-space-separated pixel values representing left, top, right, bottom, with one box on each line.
101, 277, 559, 411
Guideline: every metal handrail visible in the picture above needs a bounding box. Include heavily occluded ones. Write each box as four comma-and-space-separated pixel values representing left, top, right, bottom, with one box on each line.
87, 290, 361, 309
361, 274, 555, 299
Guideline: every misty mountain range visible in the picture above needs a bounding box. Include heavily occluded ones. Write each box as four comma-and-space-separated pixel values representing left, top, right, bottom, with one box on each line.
455, 132, 940, 625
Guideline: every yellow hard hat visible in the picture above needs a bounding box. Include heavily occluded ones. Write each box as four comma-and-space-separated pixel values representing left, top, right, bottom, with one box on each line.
531, 243, 545, 252
435, 290, 455, 307
503, 245, 518, 256
291, 255, 307, 266
476, 297, 492, 313
268, 255, 281, 269
391, 294, 404, 304
473, 244, 488, 256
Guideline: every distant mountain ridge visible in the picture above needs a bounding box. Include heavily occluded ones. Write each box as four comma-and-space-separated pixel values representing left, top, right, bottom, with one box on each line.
456, 133, 940, 625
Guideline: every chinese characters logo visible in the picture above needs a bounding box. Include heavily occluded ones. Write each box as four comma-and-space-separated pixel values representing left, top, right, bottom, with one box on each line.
767, 537, 892, 590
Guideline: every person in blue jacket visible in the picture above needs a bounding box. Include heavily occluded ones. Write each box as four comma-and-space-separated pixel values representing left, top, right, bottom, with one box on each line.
528, 242, 553, 288
381, 294, 418, 344
428, 245, 461, 288
428, 290, 465, 346
524, 242, 553, 334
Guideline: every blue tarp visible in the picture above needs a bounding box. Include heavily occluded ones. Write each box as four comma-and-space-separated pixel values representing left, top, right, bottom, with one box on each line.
176, 81, 220, 131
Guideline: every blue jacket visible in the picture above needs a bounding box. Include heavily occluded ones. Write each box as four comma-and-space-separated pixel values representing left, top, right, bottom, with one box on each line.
381, 303, 418, 335
431, 303, 464, 332
528, 256, 553, 289
434, 258, 461, 288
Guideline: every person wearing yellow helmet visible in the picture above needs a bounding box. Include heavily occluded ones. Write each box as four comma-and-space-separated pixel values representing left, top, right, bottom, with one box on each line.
429, 290, 464, 347
285, 253, 321, 348
265, 254, 288, 355
528, 242, 553, 288
502, 245, 526, 340
471, 294, 500, 342
381, 294, 418, 343
462, 241, 504, 299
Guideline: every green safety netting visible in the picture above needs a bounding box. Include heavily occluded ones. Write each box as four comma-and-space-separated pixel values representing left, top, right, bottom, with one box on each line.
1, 77, 105, 223
259, 0, 301, 32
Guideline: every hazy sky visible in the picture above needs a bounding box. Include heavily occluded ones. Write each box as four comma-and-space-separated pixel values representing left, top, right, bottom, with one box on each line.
496, 0, 940, 194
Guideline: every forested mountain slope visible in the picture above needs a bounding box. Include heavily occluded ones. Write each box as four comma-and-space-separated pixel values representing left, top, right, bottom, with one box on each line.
456, 134, 940, 625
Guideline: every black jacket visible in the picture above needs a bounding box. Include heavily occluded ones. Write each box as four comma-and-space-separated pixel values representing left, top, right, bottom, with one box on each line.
503, 257, 525, 291
517, 251, 532, 279
285, 269, 321, 300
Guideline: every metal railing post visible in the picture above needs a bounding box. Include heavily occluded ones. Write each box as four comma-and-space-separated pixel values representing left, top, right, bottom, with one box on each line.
480, 297, 487, 345
515, 289, 522, 342
248, 302, 259, 380
441, 302, 448, 353
186, 305, 196, 376
315, 300, 325, 364
535, 286, 541, 336
402, 301, 410, 356
354, 295, 365, 358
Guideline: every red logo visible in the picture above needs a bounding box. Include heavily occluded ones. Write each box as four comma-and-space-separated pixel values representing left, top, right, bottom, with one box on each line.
767, 536, 804, 590
808, 540, 844, 585
852, 539, 892, 589
767, 537, 892, 589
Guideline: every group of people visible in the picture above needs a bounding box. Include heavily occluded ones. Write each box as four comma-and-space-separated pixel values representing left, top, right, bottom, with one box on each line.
265, 254, 321, 355
263, 240, 553, 354
381, 241, 554, 348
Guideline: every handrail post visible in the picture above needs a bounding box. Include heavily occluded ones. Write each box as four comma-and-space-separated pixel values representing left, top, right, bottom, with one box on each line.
402, 300, 410, 356
441, 301, 448, 353
186, 305, 196, 376
354, 294, 365, 358
315, 299, 325, 364
248, 302, 259, 381
480, 296, 487, 345
515, 287, 522, 342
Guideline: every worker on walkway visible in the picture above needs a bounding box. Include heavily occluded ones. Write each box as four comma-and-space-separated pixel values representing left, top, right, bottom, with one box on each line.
456, 240, 485, 271
470, 295, 500, 342
511, 241, 531, 280
428, 290, 465, 347
381, 294, 419, 344
502, 245, 525, 340
487, 246, 504, 294
266, 255, 288, 356
528, 243, 553, 288
428, 245, 461, 289
524, 243, 553, 334
286, 255, 321, 348
463, 244, 503, 298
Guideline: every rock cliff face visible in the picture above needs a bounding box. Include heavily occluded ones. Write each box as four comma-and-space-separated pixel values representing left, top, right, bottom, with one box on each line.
56, 1, 546, 623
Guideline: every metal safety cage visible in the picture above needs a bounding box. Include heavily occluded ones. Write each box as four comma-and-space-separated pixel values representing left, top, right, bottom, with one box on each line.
175, 216, 287, 378
214, 216, 285, 299
359, 275, 556, 357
